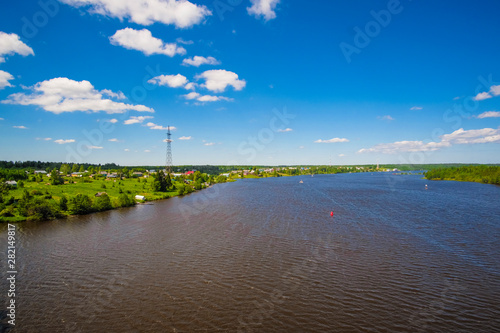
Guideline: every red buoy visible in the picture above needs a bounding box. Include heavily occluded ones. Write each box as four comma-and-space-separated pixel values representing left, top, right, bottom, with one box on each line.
330, 211, 334, 217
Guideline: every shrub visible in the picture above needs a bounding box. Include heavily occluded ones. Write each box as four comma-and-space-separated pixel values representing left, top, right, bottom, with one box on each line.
118, 193, 135, 207
68, 194, 93, 215
59, 195, 68, 211
93, 193, 112, 212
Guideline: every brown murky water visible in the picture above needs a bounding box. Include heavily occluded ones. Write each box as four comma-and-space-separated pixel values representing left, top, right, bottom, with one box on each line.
1, 173, 500, 332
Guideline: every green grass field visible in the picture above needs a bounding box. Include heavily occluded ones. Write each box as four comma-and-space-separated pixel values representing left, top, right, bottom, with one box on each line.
1, 176, 191, 222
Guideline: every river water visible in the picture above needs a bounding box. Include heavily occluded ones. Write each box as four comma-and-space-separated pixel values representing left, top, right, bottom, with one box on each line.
1, 173, 500, 332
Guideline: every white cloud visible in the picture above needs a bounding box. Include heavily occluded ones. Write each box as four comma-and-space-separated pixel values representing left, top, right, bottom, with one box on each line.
474, 92, 492, 101
101, 89, 126, 99
144, 150, 151, 153
358, 140, 450, 154
146, 122, 176, 131
110, 28, 185, 57
182, 56, 220, 67
247, 0, 279, 21
124, 116, 153, 125
298, 145, 304, 149
108, 138, 119, 142
2, 77, 153, 114
473, 85, 500, 101
314, 138, 349, 143
13, 125, 28, 129
109, 118, 118, 123
338, 154, 345, 157
184, 82, 197, 90
197, 95, 232, 102
148, 74, 188, 88
441, 127, 500, 144
179, 136, 192, 140
124, 148, 130, 152
87, 145, 103, 149
36, 137, 52, 141
54, 139, 75, 144
182, 91, 232, 102
277, 128, 293, 132
490, 85, 500, 96
0, 70, 14, 89
196, 69, 246, 92
358, 127, 500, 154
379, 115, 394, 121
204, 142, 215, 146
0, 32, 34, 63
476, 111, 500, 119
176, 38, 193, 45
0, 118, 3, 120
60, 0, 212, 28
183, 92, 200, 100
410, 106, 423, 111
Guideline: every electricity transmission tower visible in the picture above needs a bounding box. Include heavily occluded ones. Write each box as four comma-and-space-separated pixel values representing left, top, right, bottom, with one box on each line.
166, 126, 172, 174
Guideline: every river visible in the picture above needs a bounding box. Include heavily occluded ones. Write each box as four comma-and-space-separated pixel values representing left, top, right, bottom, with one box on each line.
1, 173, 499, 332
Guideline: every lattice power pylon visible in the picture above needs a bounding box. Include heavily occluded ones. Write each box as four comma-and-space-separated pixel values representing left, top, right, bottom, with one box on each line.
166, 126, 172, 174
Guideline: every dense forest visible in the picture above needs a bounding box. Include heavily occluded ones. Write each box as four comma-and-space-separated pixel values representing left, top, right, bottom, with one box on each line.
425, 166, 500, 185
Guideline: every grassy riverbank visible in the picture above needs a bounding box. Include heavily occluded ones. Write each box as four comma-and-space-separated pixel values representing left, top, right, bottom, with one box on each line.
0, 173, 230, 223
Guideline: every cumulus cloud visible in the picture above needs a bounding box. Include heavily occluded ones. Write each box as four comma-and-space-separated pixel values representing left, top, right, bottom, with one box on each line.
2, 77, 153, 114
204, 142, 215, 146
314, 138, 349, 143
277, 128, 293, 132
87, 145, 103, 149
110, 28, 185, 57
0, 32, 34, 63
358, 127, 500, 154
441, 127, 500, 144
124, 116, 153, 125
474, 92, 492, 101
13, 125, 28, 129
410, 106, 423, 111
474, 85, 500, 101
108, 138, 119, 142
179, 136, 192, 140
196, 69, 246, 92
60, 0, 212, 28
146, 122, 176, 131
36, 137, 52, 141
247, 0, 279, 21
54, 139, 75, 144
182, 91, 232, 102
0, 70, 14, 89
182, 56, 220, 67
476, 111, 500, 119
148, 74, 188, 88
109, 118, 118, 123
379, 115, 394, 121
338, 154, 345, 157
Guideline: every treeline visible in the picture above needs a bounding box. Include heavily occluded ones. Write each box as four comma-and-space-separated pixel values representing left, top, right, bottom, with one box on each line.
425, 166, 500, 185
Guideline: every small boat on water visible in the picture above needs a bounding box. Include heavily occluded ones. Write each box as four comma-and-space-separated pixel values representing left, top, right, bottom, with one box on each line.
299, 180, 304, 183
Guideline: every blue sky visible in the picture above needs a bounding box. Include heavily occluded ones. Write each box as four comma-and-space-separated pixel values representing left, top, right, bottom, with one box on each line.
0, 0, 500, 166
